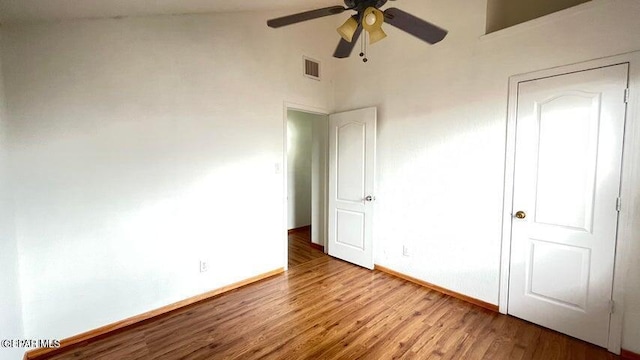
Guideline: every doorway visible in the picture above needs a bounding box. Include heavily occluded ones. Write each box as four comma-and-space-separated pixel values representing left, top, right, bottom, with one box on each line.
285, 108, 329, 268
284, 105, 378, 271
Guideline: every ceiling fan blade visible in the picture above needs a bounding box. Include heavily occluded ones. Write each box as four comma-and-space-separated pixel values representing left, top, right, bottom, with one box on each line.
333, 24, 363, 58
267, 6, 347, 28
383, 7, 447, 44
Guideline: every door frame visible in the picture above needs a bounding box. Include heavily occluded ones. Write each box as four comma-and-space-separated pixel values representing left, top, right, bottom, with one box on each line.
499, 51, 640, 354
282, 102, 330, 270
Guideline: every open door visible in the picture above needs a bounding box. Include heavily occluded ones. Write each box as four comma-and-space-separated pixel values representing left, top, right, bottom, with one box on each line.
327, 107, 376, 269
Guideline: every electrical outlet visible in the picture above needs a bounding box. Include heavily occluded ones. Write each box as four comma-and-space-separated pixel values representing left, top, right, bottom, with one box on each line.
200, 260, 209, 273
402, 245, 410, 257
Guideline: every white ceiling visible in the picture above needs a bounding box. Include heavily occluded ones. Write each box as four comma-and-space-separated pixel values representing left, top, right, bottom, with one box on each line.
0, 0, 340, 24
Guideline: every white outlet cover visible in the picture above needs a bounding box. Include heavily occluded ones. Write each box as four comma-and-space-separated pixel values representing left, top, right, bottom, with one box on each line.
402, 246, 409, 256
200, 260, 209, 273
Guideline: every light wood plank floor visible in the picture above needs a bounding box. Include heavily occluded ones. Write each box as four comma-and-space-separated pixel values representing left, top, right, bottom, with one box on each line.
45, 239, 619, 359
288, 227, 325, 268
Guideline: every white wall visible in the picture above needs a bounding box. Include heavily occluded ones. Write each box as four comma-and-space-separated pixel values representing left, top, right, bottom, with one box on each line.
1, 11, 337, 341
0, 29, 25, 360
287, 111, 313, 229
333, 0, 640, 352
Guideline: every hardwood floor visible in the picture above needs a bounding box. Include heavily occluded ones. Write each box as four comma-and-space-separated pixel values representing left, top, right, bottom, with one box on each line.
288, 227, 324, 268
43, 245, 619, 359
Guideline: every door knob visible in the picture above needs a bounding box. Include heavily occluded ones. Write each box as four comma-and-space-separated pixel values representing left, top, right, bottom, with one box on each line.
515, 211, 527, 219
365, 195, 375, 202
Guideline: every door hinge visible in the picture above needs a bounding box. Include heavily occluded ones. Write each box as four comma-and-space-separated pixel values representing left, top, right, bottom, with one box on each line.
609, 300, 615, 314
616, 197, 622, 212
624, 88, 630, 104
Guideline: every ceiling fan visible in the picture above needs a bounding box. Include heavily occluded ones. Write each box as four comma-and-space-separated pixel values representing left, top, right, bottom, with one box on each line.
267, 0, 448, 60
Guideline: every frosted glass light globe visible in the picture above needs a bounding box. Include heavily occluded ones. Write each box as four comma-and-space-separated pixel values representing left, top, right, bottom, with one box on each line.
365, 13, 377, 26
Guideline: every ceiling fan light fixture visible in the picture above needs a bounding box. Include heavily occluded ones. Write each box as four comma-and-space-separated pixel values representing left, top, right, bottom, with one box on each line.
362, 7, 386, 44
337, 16, 359, 42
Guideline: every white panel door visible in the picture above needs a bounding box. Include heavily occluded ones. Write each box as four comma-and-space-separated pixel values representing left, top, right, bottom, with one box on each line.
508, 64, 628, 347
328, 107, 376, 269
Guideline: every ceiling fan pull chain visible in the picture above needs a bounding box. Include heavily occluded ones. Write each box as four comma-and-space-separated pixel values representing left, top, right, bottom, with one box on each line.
361, 32, 368, 63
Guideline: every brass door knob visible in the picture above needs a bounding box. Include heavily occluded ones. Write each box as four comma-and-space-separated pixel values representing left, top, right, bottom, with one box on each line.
515, 211, 527, 219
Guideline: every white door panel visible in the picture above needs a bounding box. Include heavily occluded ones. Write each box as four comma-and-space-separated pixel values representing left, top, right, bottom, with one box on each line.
336, 210, 365, 249
328, 108, 376, 269
337, 122, 366, 203
534, 91, 600, 231
508, 64, 628, 347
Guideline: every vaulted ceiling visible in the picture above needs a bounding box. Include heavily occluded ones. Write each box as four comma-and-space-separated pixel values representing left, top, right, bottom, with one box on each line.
0, 0, 339, 23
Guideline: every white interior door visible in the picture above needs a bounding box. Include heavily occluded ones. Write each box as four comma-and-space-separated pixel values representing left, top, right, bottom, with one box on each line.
328, 107, 376, 269
508, 64, 628, 347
